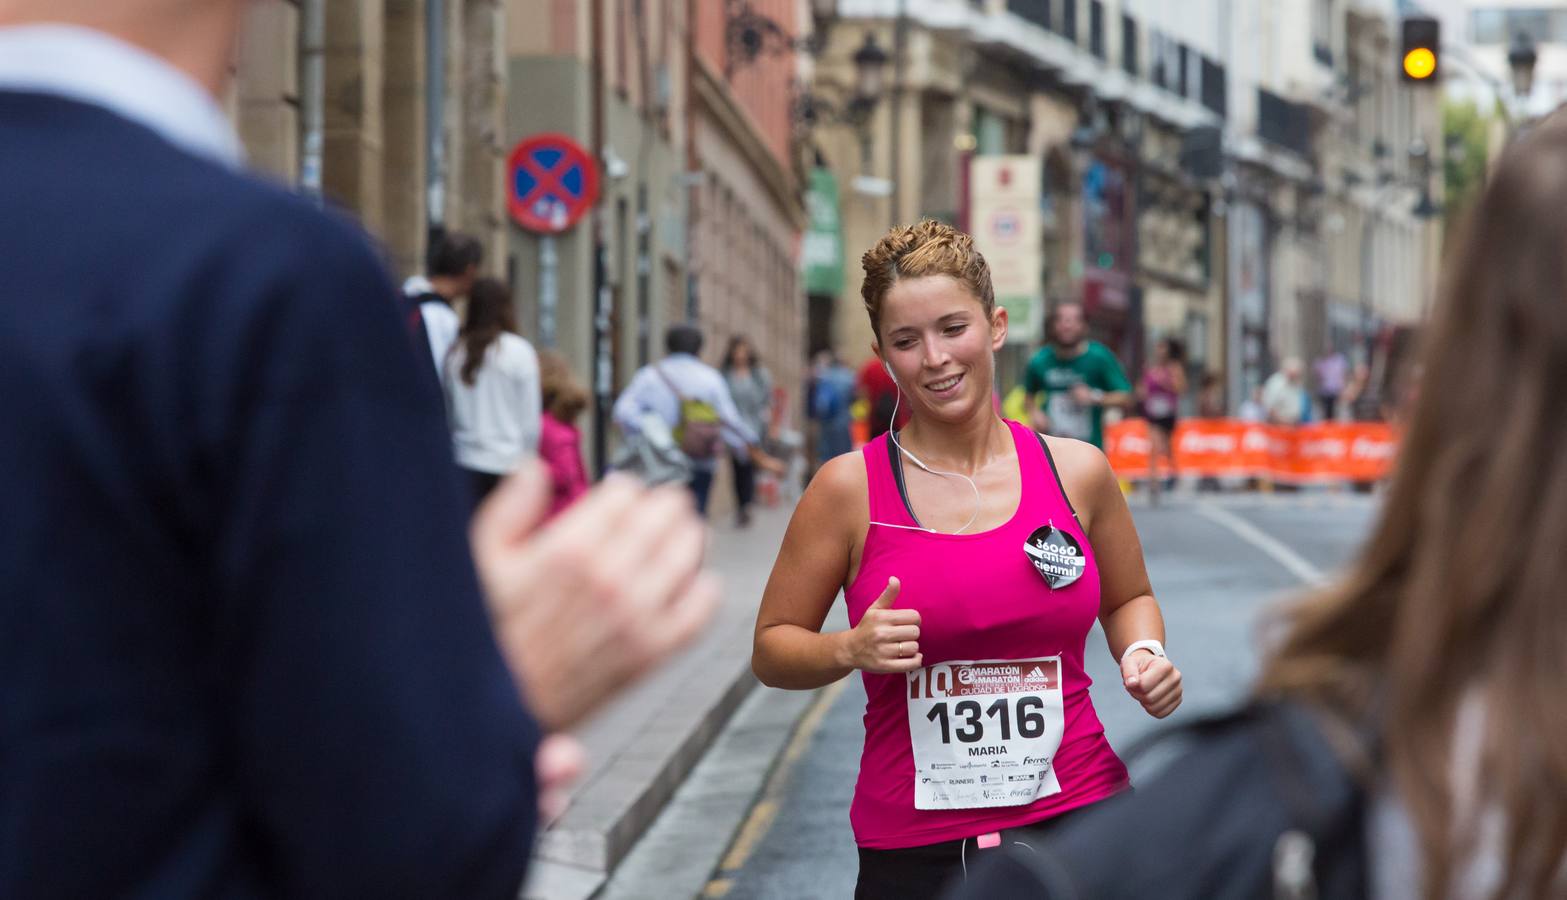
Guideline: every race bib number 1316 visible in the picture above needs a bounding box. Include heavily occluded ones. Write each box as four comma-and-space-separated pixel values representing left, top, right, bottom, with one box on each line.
905, 658, 1066, 810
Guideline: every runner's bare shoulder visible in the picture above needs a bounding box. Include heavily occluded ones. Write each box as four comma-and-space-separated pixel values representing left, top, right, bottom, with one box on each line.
801, 451, 870, 525
1036, 434, 1116, 524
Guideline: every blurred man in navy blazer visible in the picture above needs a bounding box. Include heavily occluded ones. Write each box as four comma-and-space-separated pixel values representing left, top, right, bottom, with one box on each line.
0, 2, 719, 897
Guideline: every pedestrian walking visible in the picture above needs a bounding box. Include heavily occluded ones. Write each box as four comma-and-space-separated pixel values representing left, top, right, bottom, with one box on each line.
537, 351, 590, 519
811, 349, 857, 465
613, 324, 779, 515
1312, 348, 1349, 421
444, 277, 542, 509
404, 229, 483, 381
1023, 303, 1132, 449
954, 116, 1567, 900
858, 353, 909, 438
1137, 337, 1186, 500
752, 220, 1182, 900
1261, 358, 1308, 426
0, 7, 717, 898
1196, 372, 1226, 419
1340, 360, 1373, 422
721, 335, 773, 527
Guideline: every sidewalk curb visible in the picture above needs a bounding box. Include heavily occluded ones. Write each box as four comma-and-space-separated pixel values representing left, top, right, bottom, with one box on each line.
524, 637, 763, 900
522, 504, 794, 900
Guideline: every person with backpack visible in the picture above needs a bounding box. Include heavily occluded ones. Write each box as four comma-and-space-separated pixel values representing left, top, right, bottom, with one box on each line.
811, 349, 856, 467
403, 230, 484, 383
613, 324, 777, 516
951, 119, 1567, 900
752, 221, 1181, 900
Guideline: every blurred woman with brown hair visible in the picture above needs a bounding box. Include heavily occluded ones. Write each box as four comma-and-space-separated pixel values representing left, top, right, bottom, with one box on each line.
443, 277, 540, 508
1254, 122, 1567, 898
955, 115, 1567, 900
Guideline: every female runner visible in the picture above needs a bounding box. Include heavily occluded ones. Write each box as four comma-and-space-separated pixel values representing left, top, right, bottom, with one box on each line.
752, 220, 1182, 899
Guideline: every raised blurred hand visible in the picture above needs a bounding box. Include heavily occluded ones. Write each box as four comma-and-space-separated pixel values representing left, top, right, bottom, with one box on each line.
472, 461, 720, 731
535, 734, 587, 824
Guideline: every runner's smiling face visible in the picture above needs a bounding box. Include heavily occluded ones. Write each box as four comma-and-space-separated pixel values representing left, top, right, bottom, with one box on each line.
875, 274, 1007, 423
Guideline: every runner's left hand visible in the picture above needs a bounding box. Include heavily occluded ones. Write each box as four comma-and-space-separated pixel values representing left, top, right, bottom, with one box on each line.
1120, 651, 1182, 719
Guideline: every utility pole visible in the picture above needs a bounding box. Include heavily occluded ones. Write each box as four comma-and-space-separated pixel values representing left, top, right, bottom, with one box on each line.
591, 0, 612, 476
299, 0, 324, 206
889, 0, 907, 227
427, 0, 448, 238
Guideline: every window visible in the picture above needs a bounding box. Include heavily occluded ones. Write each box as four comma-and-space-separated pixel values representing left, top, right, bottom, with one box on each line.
974, 105, 1009, 156
1007, 0, 1052, 31
1062, 0, 1078, 43
1089, 0, 1105, 58
1201, 56, 1227, 119
1177, 43, 1190, 98
1312, 0, 1333, 65
1470, 10, 1503, 44
1150, 32, 1168, 89
1122, 14, 1139, 76
1257, 88, 1311, 157
1470, 8, 1567, 45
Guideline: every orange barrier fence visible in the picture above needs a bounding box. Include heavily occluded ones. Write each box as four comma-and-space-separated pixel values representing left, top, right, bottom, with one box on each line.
1104, 418, 1400, 484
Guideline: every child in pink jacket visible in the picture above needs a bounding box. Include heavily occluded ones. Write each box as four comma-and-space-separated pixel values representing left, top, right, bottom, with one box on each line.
538, 352, 589, 518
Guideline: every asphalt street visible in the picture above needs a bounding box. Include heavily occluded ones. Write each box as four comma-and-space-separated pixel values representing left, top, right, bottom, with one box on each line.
705, 492, 1381, 900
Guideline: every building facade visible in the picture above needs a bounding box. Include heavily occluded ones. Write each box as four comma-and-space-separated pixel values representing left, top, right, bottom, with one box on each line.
807, 0, 1442, 415
690, 0, 808, 456
233, 0, 508, 280
506, 1, 807, 485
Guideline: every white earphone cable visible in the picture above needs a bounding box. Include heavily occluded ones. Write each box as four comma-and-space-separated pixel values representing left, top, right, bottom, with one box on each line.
879, 375, 983, 535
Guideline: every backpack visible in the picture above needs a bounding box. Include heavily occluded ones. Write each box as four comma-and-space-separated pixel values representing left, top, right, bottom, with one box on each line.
655, 365, 723, 460
812, 375, 846, 422
949, 702, 1372, 900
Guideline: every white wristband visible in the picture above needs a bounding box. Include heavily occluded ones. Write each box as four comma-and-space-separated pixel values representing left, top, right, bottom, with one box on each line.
1120, 640, 1167, 665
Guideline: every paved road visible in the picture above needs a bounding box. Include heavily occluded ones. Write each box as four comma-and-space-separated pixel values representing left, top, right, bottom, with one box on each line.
707, 493, 1380, 900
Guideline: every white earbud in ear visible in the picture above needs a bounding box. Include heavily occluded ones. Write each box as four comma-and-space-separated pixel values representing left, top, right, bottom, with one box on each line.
884, 360, 896, 383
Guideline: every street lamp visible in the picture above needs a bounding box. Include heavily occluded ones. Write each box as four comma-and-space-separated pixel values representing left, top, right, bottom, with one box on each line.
1508, 31, 1538, 100
788, 31, 890, 169
852, 32, 890, 106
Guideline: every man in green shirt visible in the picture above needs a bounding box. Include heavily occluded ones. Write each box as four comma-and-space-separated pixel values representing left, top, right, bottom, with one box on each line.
1023, 303, 1132, 448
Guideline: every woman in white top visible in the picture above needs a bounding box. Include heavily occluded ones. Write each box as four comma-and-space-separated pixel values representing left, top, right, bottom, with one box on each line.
444, 277, 541, 508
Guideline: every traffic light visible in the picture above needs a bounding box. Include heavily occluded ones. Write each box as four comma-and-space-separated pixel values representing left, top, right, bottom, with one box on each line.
1401, 15, 1440, 84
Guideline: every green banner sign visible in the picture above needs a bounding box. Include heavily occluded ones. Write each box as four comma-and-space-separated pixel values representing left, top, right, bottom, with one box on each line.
802, 167, 845, 296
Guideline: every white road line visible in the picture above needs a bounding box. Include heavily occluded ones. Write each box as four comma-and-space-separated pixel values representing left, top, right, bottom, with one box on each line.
1194, 502, 1327, 586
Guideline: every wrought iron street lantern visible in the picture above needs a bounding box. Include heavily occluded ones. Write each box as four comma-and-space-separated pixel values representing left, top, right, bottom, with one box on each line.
726, 0, 840, 76
851, 32, 890, 105
1509, 31, 1538, 100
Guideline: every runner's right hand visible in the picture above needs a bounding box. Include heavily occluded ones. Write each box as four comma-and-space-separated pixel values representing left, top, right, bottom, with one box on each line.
840, 577, 923, 674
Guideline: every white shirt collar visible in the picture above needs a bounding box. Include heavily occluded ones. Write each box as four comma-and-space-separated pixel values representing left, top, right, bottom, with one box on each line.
0, 24, 243, 168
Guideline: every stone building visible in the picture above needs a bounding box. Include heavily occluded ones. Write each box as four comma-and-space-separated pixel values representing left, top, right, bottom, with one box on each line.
800, 0, 1442, 414
232, 0, 508, 281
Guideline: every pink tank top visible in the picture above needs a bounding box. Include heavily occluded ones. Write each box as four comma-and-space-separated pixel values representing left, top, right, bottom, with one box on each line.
845, 419, 1129, 849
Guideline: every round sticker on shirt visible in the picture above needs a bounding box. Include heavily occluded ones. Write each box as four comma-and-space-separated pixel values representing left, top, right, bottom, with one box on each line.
1023, 526, 1086, 589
